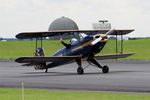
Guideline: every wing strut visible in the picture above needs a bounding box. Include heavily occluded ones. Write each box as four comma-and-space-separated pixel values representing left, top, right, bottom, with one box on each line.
34, 37, 46, 70
115, 32, 125, 54
35, 38, 38, 50
121, 34, 123, 53
35, 37, 42, 52
40, 37, 43, 48
35, 37, 44, 55
115, 34, 118, 54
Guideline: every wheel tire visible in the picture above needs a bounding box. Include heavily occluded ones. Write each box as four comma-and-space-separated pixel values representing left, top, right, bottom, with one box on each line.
102, 65, 109, 73
77, 67, 84, 74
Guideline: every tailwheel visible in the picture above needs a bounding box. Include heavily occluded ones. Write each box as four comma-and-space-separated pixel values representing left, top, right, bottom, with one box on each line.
77, 67, 84, 75
102, 65, 109, 73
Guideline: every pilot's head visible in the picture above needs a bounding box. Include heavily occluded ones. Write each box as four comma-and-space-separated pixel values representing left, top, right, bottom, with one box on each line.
70, 38, 77, 44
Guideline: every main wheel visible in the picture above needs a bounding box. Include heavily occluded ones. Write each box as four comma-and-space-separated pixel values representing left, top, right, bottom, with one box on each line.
77, 67, 84, 74
102, 65, 109, 73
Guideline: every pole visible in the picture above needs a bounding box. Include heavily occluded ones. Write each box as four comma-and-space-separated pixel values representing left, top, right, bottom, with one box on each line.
22, 81, 24, 100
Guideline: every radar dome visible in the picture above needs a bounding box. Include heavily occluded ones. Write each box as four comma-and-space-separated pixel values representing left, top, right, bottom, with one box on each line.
48, 17, 79, 31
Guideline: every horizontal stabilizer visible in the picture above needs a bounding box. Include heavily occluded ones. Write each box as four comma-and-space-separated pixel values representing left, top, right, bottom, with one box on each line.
15, 56, 81, 63
95, 53, 135, 60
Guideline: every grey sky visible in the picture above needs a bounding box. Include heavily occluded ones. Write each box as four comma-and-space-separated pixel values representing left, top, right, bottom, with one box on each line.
0, 0, 150, 38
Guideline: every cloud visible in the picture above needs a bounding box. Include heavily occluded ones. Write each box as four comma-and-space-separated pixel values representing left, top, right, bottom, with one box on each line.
0, 0, 150, 37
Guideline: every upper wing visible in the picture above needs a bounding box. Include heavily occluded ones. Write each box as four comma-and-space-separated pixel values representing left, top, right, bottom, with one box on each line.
106, 29, 134, 35
95, 53, 134, 60
16, 29, 134, 39
16, 30, 108, 39
15, 56, 81, 63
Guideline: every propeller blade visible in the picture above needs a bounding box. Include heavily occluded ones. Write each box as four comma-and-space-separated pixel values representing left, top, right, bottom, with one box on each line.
91, 37, 102, 45
105, 29, 115, 35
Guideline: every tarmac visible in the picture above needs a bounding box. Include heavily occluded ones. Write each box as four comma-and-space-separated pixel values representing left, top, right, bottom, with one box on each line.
0, 60, 150, 93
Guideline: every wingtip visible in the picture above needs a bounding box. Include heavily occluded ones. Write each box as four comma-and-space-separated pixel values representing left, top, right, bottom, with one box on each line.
15, 33, 23, 39
15, 57, 23, 63
15, 58, 20, 62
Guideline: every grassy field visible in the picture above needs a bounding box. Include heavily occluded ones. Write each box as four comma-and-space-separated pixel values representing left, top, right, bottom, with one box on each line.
0, 39, 150, 60
100, 39, 150, 60
0, 89, 150, 100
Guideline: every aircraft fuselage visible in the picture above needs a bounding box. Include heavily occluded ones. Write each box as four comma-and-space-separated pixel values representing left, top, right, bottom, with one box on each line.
47, 34, 107, 68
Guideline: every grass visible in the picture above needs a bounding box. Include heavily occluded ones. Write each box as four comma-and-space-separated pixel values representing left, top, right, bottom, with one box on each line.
0, 40, 64, 59
0, 89, 150, 100
0, 39, 150, 60
99, 38, 150, 60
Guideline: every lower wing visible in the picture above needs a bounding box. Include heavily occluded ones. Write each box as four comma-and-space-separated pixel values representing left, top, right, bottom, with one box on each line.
95, 53, 134, 60
15, 56, 81, 64
15, 53, 134, 65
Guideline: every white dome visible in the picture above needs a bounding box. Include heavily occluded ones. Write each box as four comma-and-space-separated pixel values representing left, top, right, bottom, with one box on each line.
48, 17, 79, 31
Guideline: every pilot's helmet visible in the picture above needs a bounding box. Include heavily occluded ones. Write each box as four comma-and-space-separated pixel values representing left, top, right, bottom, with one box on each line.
70, 38, 77, 44
79, 33, 88, 40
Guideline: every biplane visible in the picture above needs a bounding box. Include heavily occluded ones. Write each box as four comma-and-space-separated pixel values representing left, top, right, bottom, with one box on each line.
15, 29, 134, 74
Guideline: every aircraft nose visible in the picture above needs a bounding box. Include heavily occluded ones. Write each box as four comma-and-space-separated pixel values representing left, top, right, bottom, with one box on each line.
94, 34, 107, 39
100, 34, 107, 39
91, 34, 107, 46
100, 34, 108, 42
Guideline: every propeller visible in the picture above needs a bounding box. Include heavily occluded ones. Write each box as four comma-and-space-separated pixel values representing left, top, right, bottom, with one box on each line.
105, 29, 115, 35
91, 37, 102, 46
90, 29, 112, 46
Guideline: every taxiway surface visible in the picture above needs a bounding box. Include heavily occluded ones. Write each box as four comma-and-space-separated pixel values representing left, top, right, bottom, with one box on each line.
0, 60, 150, 92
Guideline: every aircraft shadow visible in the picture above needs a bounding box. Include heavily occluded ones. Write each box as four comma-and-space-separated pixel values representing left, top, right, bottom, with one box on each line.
19, 70, 143, 78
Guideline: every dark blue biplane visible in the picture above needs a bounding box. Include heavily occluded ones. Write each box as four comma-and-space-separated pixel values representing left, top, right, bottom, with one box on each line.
15, 29, 134, 74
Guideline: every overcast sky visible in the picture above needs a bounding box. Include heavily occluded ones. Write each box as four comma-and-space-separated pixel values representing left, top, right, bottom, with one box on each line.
0, 0, 150, 38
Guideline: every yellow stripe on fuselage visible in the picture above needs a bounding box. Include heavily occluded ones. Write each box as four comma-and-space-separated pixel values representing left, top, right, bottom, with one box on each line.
71, 34, 107, 52
71, 39, 94, 52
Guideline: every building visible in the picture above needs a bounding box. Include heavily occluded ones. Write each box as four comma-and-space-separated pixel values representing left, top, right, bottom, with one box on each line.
92, 20, 111, 30
48, 16, 79, 31
48, 16, 79, 40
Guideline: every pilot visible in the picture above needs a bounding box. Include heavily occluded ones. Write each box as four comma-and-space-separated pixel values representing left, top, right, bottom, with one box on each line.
61, 38, 77, 49
70, 38, 78, 45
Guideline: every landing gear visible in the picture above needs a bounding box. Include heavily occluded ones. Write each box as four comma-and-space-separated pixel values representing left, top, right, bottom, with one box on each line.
102, 65, 109, 73
87, 56, 109, 74
76, 58, 84, 75
77, 67, 84, 74
76, 56, 110, 74
45, 68, 48, 73
77, 67, 84, 75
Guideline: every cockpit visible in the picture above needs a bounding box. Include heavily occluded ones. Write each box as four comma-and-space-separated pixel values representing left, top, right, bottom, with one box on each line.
70, 33, 88, 45
61, 33, 90, 48
79, 33, 88, 40
70, 38, 78, 45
